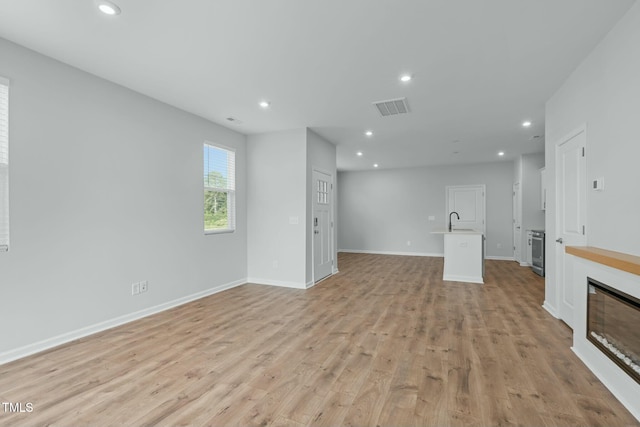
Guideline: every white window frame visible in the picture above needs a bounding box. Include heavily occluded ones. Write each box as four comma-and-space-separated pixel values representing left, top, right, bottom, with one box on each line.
0, 76, 9, 252
203, 141, 236, 234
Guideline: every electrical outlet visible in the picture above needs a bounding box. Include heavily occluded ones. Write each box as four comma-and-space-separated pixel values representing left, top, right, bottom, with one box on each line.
140, 281, 148, 293
497, 243, 502, 249
407, 240, 411, 246
131, 282, 140, 295
273, 260, 278, 269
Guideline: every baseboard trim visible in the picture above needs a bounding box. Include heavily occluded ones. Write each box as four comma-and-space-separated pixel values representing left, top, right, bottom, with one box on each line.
542, 301, 559, 318
443, 274, 484, 284
0, 278, 246, 365
338, 249, 444, 258
340, 250, 513, 261
487, 256, 516, 261
247, 277, 307, 289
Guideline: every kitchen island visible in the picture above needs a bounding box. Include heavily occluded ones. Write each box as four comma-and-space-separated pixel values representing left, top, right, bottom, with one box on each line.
432, 229, 484, 284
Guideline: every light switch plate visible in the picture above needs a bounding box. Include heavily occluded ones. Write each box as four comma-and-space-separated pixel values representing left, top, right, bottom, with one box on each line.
592, 177, 604, 191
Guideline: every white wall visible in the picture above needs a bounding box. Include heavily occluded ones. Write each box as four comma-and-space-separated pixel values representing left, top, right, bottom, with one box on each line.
247, 128, 337, 287
518, 153, 545, 261
246, 129, 307, 288
520, 153, 545, 233
338, 161, 514, 258
0, 38, 247, 359
544, 2, 640, 312
306, 129, 337, 283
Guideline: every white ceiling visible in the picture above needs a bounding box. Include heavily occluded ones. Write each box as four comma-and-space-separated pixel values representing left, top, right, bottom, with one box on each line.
0, 0, 635, 170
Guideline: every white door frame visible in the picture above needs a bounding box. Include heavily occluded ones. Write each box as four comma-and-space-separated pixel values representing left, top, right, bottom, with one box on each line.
311, 167, 335, 284
554, 125, 587, 328
513, 182, 522, 263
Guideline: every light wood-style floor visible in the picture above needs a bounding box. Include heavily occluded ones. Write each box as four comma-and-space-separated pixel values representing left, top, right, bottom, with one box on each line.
1, 253, 638, 426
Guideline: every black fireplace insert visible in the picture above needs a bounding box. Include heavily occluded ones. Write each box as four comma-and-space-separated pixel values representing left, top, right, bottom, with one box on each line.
587, 277, 640, 384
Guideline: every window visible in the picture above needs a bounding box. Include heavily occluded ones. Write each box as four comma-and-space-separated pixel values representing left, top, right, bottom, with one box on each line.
203, 142, 235, 233
0, 77, 8, 252
317, 179, 329, 205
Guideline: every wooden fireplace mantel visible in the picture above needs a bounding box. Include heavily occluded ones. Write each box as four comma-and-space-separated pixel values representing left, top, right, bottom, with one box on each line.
566, 246, 640, 276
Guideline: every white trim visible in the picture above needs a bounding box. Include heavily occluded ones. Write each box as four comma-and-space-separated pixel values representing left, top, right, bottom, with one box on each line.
203, 142, 236, 233
0, 278, 246, 365
204, 228, 235, 235
519, 261, 531, 266
0, 78, 9, 252
542, 301, 559, 318
339, 249, 444, 258
247, 276, 333, 289
203, 140, 236, 153
340, 250, 512, 261
311, 167, 335, 284
486, 255, 516, 261
443, 274, 483, 284
247, 277, 307, 289
554, 124, 587, 328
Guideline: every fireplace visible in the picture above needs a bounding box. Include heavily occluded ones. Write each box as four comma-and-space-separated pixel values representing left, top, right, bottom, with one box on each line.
587, 277, 640, 384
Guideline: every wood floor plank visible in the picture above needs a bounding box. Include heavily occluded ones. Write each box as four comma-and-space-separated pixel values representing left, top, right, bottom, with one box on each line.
342, 369, 392, 427
0, 253, 638, 426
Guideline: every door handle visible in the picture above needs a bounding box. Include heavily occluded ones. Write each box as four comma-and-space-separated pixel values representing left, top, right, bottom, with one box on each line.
556, 238, 563, 244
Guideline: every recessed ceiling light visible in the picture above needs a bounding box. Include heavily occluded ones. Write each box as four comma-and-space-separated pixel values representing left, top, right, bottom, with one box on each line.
498, 151, 505, 156
356, 151, 363, 156
522, 120, 532, 127
400, 74, 412, 83
365, 130, 373, 137
373, 163, 379, 168
259, 101, 270, 108
98, 1, 121, 15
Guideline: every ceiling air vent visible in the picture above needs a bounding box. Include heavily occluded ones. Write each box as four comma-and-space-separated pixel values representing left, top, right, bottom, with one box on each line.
373, 97, 410, 117
226, 117, 243, 125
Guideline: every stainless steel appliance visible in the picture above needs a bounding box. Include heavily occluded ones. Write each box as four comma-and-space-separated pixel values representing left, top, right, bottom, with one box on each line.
531, 230, 545, 276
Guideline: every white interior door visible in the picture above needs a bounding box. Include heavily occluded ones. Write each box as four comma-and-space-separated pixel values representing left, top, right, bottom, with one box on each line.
446, 185, 486, 234
313, 170, 333, 282
513, 182, 522, 262
555, 129, 587, 329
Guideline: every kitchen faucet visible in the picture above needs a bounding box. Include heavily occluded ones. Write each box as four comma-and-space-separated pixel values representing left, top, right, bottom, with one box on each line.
448, 211, 460, 232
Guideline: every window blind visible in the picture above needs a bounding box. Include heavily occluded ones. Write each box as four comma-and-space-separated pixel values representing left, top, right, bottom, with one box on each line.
203, 142, 236, 232
0, 78, 8, 252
